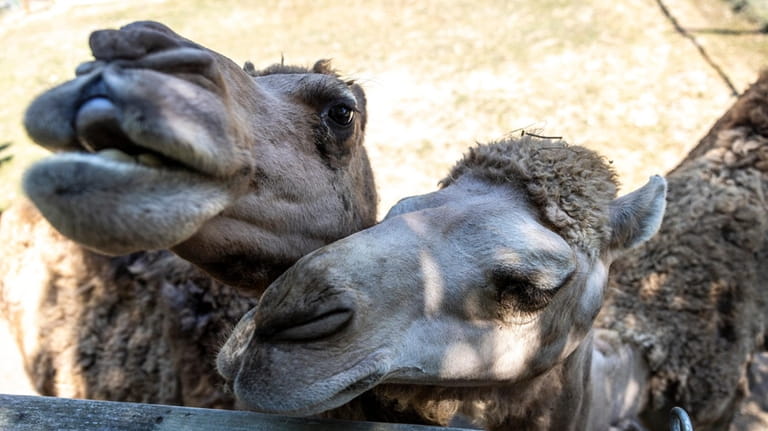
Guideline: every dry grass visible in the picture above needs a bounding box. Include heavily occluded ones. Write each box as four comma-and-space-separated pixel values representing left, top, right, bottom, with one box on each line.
0, 0, 766, 214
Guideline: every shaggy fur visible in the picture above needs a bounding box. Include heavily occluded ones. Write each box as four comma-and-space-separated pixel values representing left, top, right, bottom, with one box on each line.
363, 369, 585, 430
598, 71, 768, 430
0, 200, 256, 406
441, 137, 619, 255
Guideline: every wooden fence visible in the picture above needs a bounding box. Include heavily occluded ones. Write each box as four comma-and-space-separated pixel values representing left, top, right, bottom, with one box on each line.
0, 394, 472, 431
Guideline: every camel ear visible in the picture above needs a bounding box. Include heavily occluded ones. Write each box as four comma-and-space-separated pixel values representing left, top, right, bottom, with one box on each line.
608, 175, 667, 254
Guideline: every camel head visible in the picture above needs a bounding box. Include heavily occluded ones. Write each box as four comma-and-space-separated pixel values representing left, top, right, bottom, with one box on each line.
217, 137, 667, 419
23, 21, 376, 292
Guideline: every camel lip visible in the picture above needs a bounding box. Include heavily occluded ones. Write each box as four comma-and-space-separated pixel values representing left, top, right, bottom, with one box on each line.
75, 78, 110, 108
334, 372, 384, 398
287, 371, 385, 417
248, 374, 384, 417
69, 69, 237, 179
44, 150, 189, 178
236, 352, 389, 417
23, 152, 224, 202
22, 152, 235, 255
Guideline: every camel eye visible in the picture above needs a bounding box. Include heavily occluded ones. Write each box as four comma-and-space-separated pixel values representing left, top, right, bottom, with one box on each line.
327, 104, 355, 126
490, 268, 556, 314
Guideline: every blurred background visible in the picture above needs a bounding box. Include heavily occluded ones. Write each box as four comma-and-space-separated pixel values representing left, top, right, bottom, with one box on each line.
0, 0, 766, 401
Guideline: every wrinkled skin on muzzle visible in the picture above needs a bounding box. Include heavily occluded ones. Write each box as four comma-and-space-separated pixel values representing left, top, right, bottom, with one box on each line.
24, 21, 251, 253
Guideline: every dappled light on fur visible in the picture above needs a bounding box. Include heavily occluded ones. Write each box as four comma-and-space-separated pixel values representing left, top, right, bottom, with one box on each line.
420, 251, 446, 316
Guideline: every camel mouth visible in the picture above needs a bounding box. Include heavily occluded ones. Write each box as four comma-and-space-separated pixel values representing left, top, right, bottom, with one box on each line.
257, 372, 386, 417
293, 371, 385, 417
234, 351, 390, 417
73, 96, 191, 173
27, 65, 242, 180
22, 60, 246, 255
334, 372, 383, 398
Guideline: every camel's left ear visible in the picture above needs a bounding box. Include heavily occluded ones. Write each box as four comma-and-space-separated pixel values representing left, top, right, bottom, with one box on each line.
608, 175, 667, 256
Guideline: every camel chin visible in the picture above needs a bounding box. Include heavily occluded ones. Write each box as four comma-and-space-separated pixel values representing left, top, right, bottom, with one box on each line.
23, 152, 235, 255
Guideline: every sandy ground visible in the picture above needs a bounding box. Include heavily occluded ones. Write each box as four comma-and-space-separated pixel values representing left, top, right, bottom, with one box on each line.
0, 0, 767, 429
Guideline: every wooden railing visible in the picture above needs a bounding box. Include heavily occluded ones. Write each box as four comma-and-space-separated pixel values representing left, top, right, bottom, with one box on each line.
0, 393, 473, 431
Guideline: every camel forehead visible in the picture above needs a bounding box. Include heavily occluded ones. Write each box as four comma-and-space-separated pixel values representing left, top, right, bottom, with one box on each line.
376, 179, 578, 286
441, 138, 618, 253
400, 196, 559, 250
396, 176, 561, 238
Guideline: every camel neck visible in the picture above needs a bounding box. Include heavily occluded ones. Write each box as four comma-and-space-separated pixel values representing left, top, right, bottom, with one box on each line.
588, 328, 650, 429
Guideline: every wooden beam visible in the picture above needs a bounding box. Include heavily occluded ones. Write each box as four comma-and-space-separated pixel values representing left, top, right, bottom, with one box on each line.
0, 394, 472, 431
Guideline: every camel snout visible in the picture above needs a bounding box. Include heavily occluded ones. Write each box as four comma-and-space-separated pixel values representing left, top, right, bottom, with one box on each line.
89, 21, 185, 61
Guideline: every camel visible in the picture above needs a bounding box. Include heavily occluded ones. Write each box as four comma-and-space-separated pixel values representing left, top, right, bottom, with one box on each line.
0, 21, 377, 407
598, 70, 768, 430
21, 20, 376, 292
217, 136, 668, 430
218, 71, 768, 430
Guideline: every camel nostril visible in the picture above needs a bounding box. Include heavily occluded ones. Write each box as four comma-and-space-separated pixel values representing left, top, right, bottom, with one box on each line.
261, 308, 354, 343
76, 97, 116, 124
75, 97, 128, 153
75, 61, 105, 77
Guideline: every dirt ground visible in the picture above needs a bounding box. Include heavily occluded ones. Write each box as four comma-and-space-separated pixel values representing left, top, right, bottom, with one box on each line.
0, 0, 766, 428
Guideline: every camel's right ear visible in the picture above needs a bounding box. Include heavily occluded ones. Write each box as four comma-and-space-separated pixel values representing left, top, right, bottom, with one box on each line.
608, 175, 667, 256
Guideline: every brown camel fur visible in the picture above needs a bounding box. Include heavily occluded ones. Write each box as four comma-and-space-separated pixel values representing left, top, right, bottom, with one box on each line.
599, 70, 768, 431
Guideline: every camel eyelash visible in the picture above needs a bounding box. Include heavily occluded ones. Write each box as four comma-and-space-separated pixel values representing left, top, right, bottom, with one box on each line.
490, 267, 576, 314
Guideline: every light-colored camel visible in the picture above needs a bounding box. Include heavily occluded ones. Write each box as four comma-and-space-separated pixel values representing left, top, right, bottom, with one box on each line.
0, 21, 377, 407
217, 136, 667, 430
21, 20, 376, 292
219, 71, 768, 430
